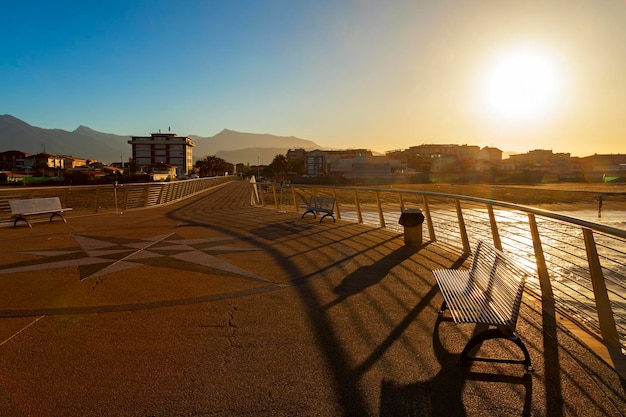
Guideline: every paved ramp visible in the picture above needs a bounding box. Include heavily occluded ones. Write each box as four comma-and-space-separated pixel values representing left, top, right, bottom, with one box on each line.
1, 180, 625, 416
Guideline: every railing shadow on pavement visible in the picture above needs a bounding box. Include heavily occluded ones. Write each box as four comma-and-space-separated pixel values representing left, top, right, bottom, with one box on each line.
365, 252, 533, 416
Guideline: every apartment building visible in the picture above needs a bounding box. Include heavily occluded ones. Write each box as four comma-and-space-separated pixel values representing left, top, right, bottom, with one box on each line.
300, 149, 373, 176
128, 132, 195, 177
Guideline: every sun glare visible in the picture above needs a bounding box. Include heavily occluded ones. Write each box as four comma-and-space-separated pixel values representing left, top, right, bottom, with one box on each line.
478, 49, 562, 123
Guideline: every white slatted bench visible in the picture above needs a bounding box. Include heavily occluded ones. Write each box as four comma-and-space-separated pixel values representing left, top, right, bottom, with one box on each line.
299, 195, 336, 223
433, 240, 533, 372
9, 197, 73, 228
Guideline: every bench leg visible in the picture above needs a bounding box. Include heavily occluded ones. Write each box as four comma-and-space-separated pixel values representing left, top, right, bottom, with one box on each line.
13, 216, 31, 228
319, 213, 335, 223
49, 212, 67, 223
438, 300, 448, 315
301, 210, 317, 220
459, 327, 533, 373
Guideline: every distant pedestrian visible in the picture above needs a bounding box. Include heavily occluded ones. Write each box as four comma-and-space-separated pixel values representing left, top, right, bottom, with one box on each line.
595, 193, 607, 218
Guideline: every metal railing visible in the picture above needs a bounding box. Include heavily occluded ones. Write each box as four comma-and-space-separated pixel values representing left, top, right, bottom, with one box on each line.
253, 182, 626, 353
0, 176, 236, 222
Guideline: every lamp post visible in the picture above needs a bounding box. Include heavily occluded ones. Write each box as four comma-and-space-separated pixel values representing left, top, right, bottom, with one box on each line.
113, 181, 123, 214
277, 179, 288, 214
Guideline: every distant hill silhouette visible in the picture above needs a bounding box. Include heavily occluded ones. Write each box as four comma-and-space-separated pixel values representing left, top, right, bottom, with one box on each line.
0, 115, 323, 165
0, 115, 129, 163
191, 129, 321, 164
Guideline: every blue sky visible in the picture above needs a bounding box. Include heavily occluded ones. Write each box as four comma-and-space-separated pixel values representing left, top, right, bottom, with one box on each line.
2, 0, 626, 156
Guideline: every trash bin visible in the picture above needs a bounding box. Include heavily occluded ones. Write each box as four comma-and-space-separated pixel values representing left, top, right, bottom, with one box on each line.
399, 208, 425, 246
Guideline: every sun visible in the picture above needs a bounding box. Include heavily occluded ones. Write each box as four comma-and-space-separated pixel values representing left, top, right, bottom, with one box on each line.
477, 48, 563, 123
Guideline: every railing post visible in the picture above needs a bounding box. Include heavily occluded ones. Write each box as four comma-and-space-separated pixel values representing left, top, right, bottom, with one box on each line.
354, 190, 363, 224
422, 195, 435, 242
487, 204, 502, 250
168, 183, 174, 203
259, 184, 266, 207
528, 213, 554, 305
291, 186, 298, 211
168, 183, 174, 202
455, 199, 471, 255
332, 189, 341, 220
160, 184, 167, 204
583, 228, 621, 349
376, 191, 385, 228
272, 185, 278, 209
144, 184, 151, 207
61, 188, 68, 208
123, 184, 129, 211
158, 184, 165, 204
398, 193, 405, 212
91, 186, 99, 213
310, 187, 317, 209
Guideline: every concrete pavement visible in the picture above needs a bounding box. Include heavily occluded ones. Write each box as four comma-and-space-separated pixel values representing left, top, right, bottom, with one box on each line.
1, 180, 625, 416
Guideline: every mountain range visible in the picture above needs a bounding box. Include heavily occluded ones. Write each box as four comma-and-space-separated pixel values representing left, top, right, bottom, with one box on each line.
0, 115, 322, 165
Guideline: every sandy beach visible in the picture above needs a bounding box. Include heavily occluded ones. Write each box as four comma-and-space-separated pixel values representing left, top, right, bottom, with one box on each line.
387, 182, 626, 212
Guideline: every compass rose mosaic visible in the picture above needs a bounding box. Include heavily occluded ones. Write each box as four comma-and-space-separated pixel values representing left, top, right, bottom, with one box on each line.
0, 232, 269, 282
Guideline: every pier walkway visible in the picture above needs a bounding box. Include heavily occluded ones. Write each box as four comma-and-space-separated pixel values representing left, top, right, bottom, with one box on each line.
1, 180, 625, 416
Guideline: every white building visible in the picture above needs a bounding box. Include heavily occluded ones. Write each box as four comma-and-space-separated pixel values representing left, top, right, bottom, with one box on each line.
128, 132, 195, 177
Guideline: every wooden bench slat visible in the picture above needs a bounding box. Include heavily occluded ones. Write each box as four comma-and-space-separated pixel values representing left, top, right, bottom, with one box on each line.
433, 240, 533, 372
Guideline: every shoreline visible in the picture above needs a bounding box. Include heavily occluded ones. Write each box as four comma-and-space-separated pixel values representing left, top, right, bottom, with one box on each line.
387, 183, 626, 210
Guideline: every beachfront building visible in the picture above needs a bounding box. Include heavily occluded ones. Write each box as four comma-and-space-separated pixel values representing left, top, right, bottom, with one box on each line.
404, 144, 480, 160
330, 154, 409, 183
144, 162, 178, 181
301, 149, 373, 176
286, 148, 412, 183
503, 150, 574, 180
0, 150, 29, 171
61, 155, 88, 169
477, 146, 503, 163
22, 153, 65, 177
128, 132, 195, 178
580, 153, 626, 182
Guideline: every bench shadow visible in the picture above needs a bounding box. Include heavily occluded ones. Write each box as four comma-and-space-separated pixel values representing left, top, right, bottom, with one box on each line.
323, 244, 425, 310
380, 313, 533, 416
379, 253, 533, 416
380, 372, 532, 417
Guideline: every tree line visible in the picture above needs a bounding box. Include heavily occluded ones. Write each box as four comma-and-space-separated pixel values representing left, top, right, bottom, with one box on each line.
195, 153, 297, 180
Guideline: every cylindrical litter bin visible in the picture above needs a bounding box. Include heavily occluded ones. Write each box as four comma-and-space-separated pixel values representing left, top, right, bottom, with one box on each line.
399, 208, 425, 246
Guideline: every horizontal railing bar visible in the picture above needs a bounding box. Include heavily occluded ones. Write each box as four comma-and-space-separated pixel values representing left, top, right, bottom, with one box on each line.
284, 184, 626, 238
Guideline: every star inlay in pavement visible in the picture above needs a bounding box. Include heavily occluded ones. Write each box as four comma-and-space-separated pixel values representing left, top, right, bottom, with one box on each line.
0, 232, 269, 282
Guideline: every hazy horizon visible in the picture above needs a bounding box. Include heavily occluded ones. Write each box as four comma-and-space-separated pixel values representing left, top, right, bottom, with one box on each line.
2, 1, 626, 158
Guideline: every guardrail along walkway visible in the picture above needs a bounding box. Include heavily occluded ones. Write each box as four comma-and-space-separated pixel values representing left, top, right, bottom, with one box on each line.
0, 180, 625, 416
